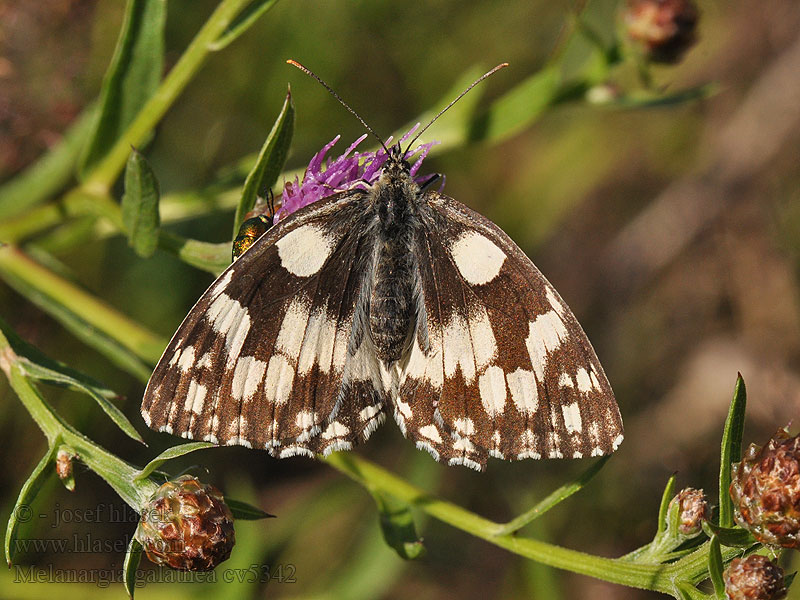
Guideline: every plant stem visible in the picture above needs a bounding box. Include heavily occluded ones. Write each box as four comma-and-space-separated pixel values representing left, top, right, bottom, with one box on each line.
324, 452, 674, 593
82, 0, 255, 194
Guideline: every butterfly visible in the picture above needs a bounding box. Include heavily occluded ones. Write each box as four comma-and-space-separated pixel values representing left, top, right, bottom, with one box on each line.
141, 63, 623, 471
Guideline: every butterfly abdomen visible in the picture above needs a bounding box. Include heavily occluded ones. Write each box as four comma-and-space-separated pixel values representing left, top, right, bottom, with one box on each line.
368, 172, 421, 363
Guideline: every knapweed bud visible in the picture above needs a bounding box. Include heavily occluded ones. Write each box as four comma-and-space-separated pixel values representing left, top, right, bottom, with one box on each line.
730, 430, 800, 549
723, 555, 786, 600
624, 0, 699, 63
671, 487, 709, 535
137, 475, 235, 571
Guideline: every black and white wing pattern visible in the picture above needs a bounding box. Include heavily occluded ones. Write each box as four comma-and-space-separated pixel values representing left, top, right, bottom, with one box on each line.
142, 167, 622, 471
142, 191, 389, 457
396, 192, 623, 470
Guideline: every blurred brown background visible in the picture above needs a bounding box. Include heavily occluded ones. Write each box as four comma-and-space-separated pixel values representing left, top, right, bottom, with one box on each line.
1, 0, 800, 598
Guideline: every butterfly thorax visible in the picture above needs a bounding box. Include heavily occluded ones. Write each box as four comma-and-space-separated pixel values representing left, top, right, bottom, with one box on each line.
368, 159, 421, 363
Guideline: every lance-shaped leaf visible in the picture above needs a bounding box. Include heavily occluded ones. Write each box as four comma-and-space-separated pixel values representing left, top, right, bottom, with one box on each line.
658, 473, 678, 534
369, 489, 425, 560
209, 0, 281, 52
232, 88, 294, 238
5, 447, 56, 566
122, 149, 161, 258
708, 536, 726, 599
123, 535, 143, 598
226, 498, 276, 520
702, 522, 756, 548
0, 317, 143, 443
79, 0, 166, 177
134, 442, 214, 481
495, 456, 609, 535
719, 374, 747, 528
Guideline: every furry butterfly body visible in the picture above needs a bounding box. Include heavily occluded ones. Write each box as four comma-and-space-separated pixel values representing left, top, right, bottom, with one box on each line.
141, 146, 623, 471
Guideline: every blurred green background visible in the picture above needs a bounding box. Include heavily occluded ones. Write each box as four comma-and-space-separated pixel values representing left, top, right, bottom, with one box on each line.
2, 0, 800, 598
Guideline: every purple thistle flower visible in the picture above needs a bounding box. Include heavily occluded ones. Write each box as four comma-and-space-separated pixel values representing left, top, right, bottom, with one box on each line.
274, 124, 439, 223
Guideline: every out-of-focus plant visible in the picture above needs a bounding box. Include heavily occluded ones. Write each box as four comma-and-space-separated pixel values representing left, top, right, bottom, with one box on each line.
4, 1, 787, 599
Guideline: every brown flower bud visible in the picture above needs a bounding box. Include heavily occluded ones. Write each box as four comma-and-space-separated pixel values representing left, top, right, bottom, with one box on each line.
730, 429, 800, 549
624, 0, 699, 63
137, 475, 235, 571
55, 449, 75, 491
671, 487, 710, 535
723, 555, 786, 600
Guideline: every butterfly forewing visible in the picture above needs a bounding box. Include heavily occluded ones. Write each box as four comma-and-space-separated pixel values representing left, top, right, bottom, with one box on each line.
396, 192, 623, 470
142, 190, 390, 456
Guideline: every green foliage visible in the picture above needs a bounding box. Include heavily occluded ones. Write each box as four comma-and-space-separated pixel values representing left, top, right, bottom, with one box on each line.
233, 88, 295, 237
79, 0, 166, 178
719, 374, 747, 528
122, 148, 161, 258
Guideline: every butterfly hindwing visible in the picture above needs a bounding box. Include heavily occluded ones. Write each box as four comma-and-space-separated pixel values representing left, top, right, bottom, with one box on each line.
397, 191, 623, 470
142, 190, 389, 456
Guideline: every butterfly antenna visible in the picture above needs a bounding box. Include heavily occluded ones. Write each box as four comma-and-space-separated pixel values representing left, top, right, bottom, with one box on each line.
287, 59, 390, 155
404, 62, 509, 155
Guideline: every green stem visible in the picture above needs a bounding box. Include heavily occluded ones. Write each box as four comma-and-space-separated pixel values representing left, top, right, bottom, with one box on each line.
0, 246, 167, 371
324, 452, 673, 593
82, 0, 255, 194
0, 333, 157, 508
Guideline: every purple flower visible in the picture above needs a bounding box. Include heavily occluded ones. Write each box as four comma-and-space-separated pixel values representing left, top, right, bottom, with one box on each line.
274, 124, 439, 222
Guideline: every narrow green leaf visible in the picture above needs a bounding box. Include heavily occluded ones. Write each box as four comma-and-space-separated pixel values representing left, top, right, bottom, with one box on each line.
0, 247, 165, 381
5, 447, 57, 566
496, 456, 610, 535
208, 0, 281, 51
702, 522, 755, 548
123, 535, 143, 598
470, 65, 561, 143
122, 148, 161, 258
785, 571, 796, 590
369, 489, 425, 560
226, 498, 276, 520
708, 537, 726, 599
134, 442, 214, 481
233, 88, 294, 238
158, 231, 231, 274
658, 473, 678, 534
79, 0, 166, 177
720, 374, 747, 528
0, 316, 143, 443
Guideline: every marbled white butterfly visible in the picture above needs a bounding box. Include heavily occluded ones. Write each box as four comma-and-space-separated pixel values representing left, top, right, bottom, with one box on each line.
141, 63, 623, 470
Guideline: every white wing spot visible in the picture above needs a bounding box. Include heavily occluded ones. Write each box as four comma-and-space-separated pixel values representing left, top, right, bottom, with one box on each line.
197, 352, 213, 369
575, 368, 593, 393
561, 402, 583, 434
558, 372, 574, 388
612, 434, 624, 450
359, 405, 381, 422
295, 410, 317, 430
275, 224, 335, 277
469, 304, 497, 371
265, 355, 294, 405
506, 368, 539, 414
478, 365, 507, 417
525, 310, 569, 379
276, 299, 310, 362
545, 286, 567, 318
453, 418, 475, 436
517, 430, 541, 460
443, 313, 476, 383
322, 421, 350, 440
418, 424, 443, 443
297, 309, 337, 375
231, 356, 267, 402
450, 231, 506, 285
177, 346, 196, 373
